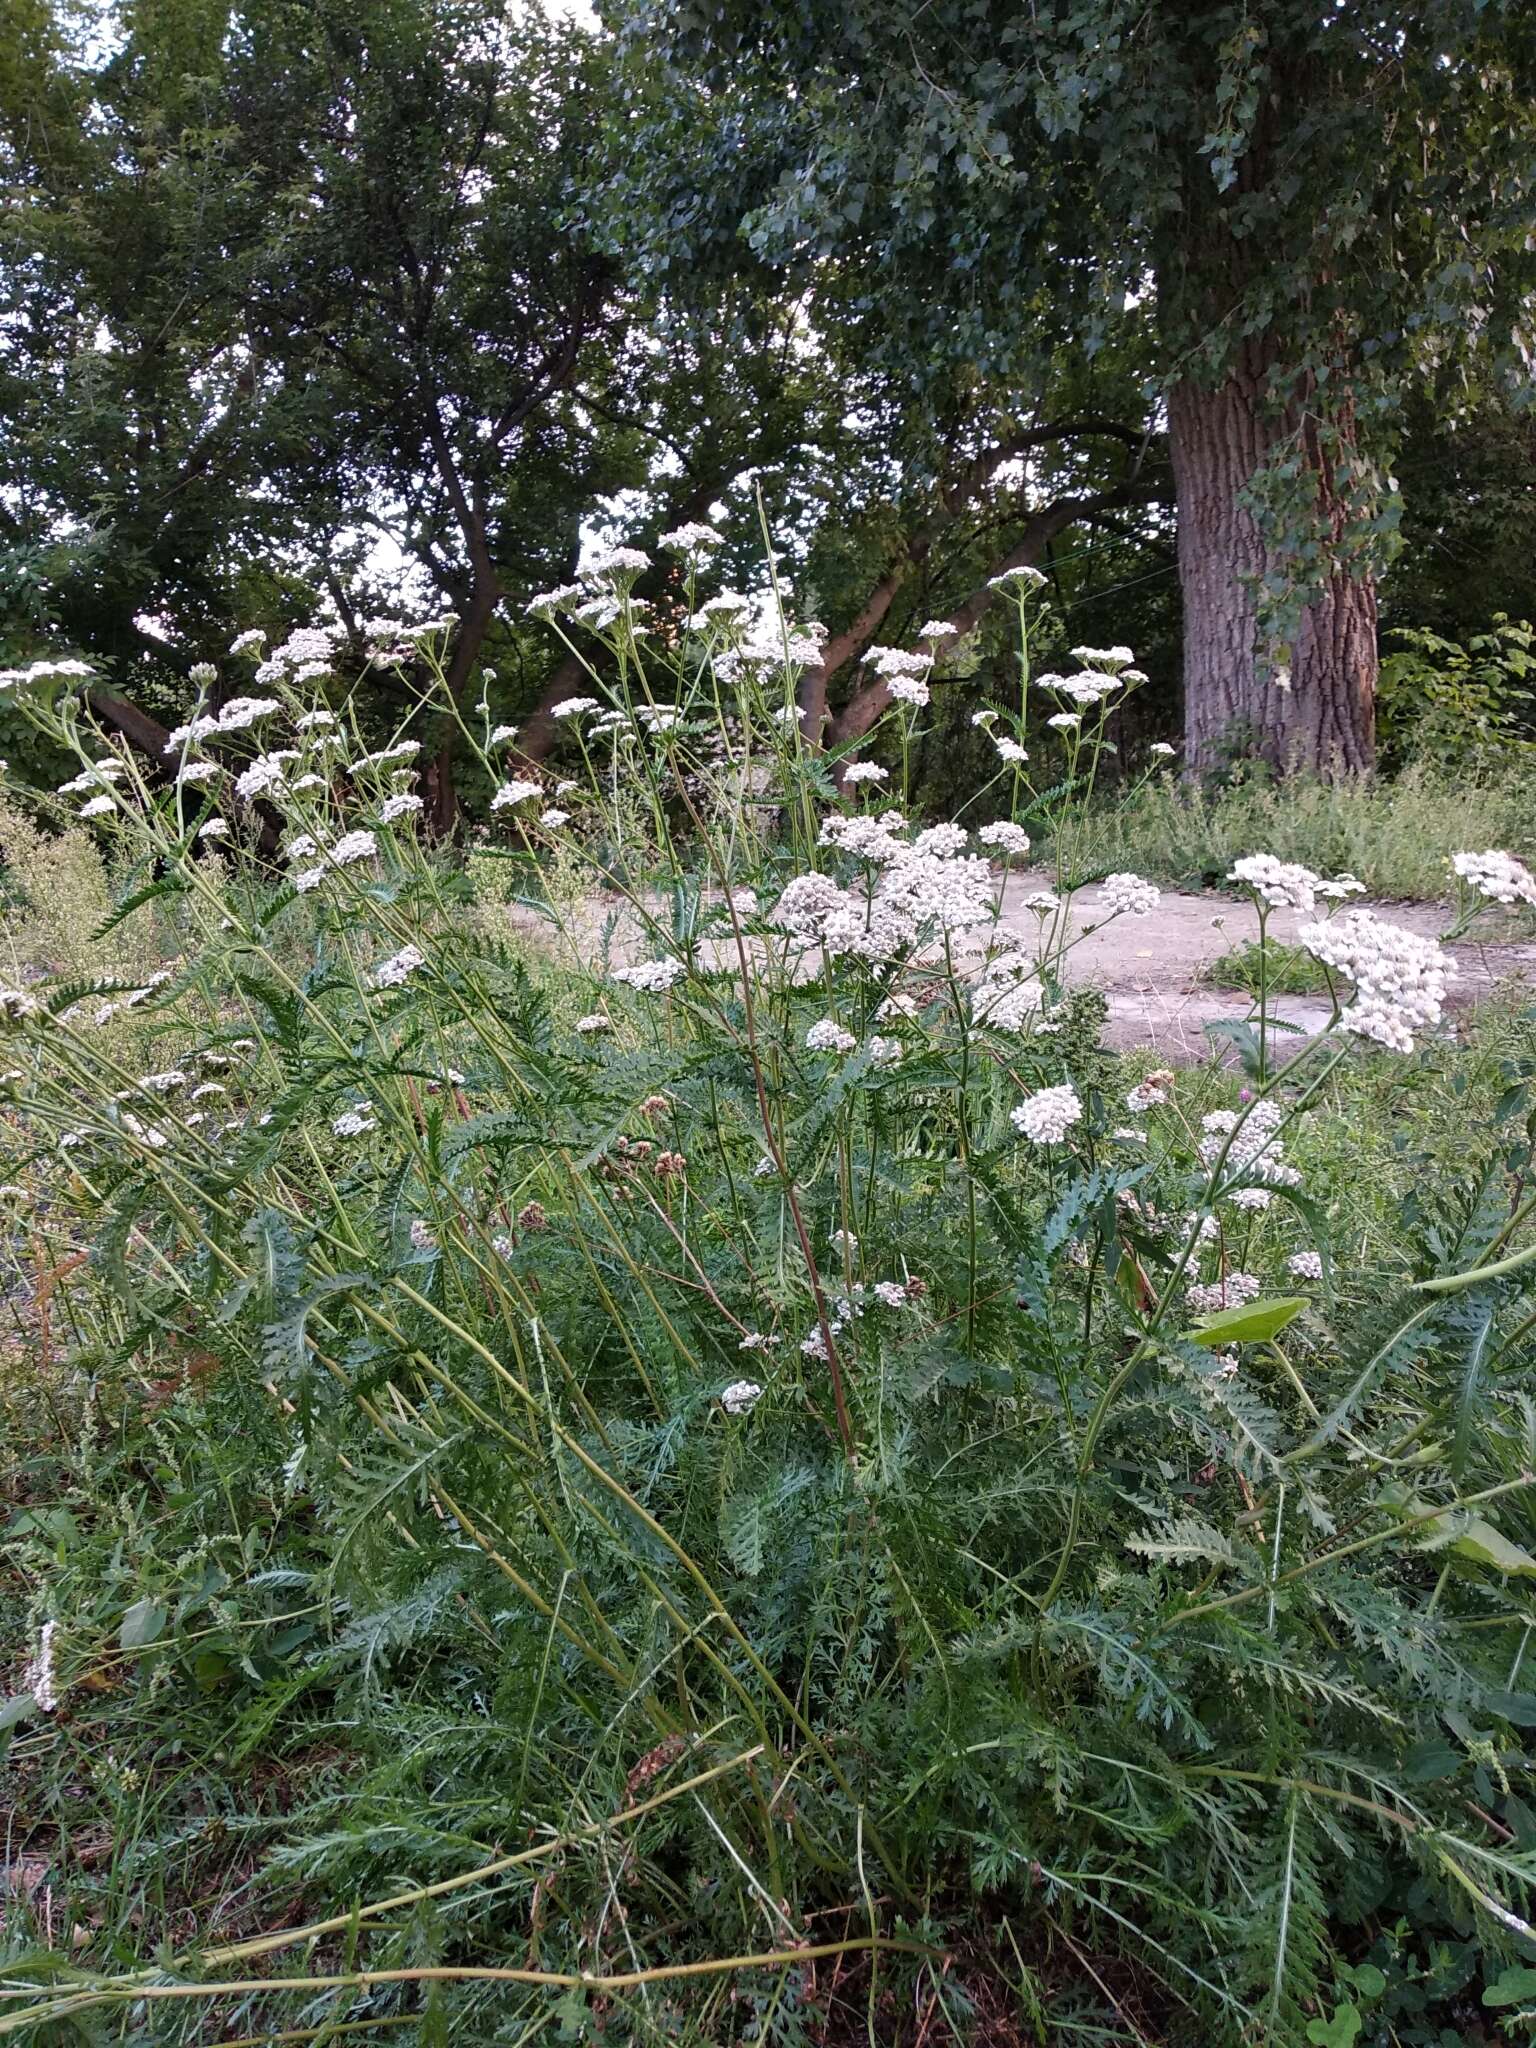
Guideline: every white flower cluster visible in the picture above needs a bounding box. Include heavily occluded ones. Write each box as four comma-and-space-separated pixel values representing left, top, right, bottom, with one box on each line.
1, 657, 95, 689
972, 950, 1042, 1033
719, 1378, 763, 1414
1228, 855, 1364, 916
659, 523, 724, 553
842, 762, 889, 786
1199, 1100, 1300, 1188
252, 625, 345, 688
1451, 850, 1536, 908
491, 778, 542, 811
1126, 1074, 1172, 1112
978, 822, 1030, 856
333, 1104, 377, 1138
374, 944, 425, 988
1010, 1083, 1083, 1145
1187, 1270, 1262, 1315
1097, 872, 1160, 918
612, 957, 686, 994
806, 1018, 857, 1054
987, 564, 1047, 594
1297, 909, 1457, 1053
776, 815, 996, 961
164, 697, 283, 753
1043, 669, 1122, 706
583, 545, 650, 582
1288, 1249, 1324, 1280
1070, 644, 1135, 670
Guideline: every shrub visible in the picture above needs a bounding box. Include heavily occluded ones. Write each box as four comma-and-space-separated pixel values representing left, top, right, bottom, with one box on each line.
1, 583, 1535, 2045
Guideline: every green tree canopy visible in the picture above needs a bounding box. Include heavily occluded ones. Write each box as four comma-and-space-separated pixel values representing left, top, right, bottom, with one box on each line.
609, 0, 1536, 772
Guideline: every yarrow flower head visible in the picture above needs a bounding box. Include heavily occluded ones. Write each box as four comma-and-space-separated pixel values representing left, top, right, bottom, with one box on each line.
842, 762, 889, 785
374, 944, 425, 988
1098, 872, 1160, 918
333, 1104, 377, 1138
1451, 850, 1536, 908
581, 545, 650, 582
1070, 644, 1135, 671
329, 830, 378, 867
491, 779, 542, 811
658, 522, 724, 553
1011, 1083, 1083, 1145
1288, 1249, 1324, 1280
1226, 854, 1360, 916
612, 957, 686, 994
987, 564, 1047, 593
1187, 1271, 1263, 1315
719, 1379, 763, 1415
1298, 909, 1457, 1052
806, 1018, 857, 1055
978, 821, 1031, 857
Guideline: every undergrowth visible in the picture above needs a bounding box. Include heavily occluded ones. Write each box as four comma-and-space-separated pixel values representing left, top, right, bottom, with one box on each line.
1065, 757, 1536, 901
1, 561, 1535, 2046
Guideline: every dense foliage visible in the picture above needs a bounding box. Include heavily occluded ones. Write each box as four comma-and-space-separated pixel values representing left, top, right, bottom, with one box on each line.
2, 558, 1535, 2042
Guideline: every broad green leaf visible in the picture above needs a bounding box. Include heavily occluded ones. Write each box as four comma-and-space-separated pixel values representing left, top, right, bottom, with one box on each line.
1305, 2003, 1361, 2047
1484, 1966, 1536, 2007
1447, 1516, 1536, 1577
120, 1597, 168, 1650
0, 1691, 39, 1731
1186, 1296, 1308, 1348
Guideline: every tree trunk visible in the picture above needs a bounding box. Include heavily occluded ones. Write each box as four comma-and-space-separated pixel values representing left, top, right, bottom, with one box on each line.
1170, 352, 1376, 777
426, 577, 499, 835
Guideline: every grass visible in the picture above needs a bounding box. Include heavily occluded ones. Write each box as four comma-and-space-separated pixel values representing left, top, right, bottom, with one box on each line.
1061, 756, 1536, 899
1197, 940, 1332, 997
2, 589, 1536, 2046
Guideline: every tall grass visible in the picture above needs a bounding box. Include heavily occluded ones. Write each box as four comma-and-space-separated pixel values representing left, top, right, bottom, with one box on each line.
1067, 757, 1536, 898
1, 573, 1535, 2045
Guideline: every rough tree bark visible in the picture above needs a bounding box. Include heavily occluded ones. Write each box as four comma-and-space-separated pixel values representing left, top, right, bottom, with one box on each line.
1169, 343, 1377, 778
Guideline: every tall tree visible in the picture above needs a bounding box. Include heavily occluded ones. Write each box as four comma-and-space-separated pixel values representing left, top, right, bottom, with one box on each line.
611, 0, 1536, 774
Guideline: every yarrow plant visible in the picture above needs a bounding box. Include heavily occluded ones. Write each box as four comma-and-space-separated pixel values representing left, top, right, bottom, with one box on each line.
0, 545, 1533, 2047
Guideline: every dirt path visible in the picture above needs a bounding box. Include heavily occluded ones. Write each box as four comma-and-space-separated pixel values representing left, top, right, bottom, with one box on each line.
510, 877, 1536, 1062
1008, 874, 1536, 1055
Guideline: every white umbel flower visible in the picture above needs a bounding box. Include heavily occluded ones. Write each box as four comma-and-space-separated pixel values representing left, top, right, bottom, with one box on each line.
806, 1018, 857, 1054
1098, 872, 1160, 917
612, 958, 686, 994
978, 821, 1031, 856
1298, 909, 1456, 1053
491, 779, 542, 810
719, 1378, 763, 1415
1011, 1084, 1083, 1145
1451, 849, 1536, 907
374, 944, 425, 988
